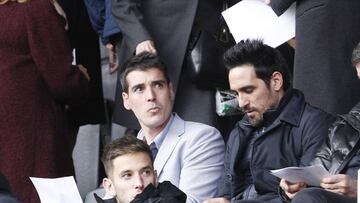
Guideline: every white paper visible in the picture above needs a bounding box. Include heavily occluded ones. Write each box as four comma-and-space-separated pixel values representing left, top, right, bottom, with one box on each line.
222, 0, 295, 48
30, 176, 83, 203
270, 165, 331, 186
357, 169, 360, 203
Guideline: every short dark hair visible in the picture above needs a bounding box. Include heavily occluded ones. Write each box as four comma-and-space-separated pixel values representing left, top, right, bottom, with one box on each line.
352, 42, 360, 67
223, 39, 292, 90
120, 52, 170, 93
101, 135, 153, 176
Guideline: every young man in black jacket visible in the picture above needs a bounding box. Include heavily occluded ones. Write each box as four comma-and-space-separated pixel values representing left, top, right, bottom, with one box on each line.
95, 135, 186, 203
278, 42, 360, 203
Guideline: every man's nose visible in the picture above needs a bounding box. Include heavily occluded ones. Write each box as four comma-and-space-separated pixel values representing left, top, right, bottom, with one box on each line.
237, 94, 249, 109
146, 87, 156, 101
133, 173, 144, 190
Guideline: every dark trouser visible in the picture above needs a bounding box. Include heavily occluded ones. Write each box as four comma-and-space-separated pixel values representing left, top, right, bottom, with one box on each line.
292, 188, 356, 203
0, 194, 21, 203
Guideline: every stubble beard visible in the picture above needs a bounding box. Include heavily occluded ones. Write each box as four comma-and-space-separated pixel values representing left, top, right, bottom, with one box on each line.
248, 113, 264, 128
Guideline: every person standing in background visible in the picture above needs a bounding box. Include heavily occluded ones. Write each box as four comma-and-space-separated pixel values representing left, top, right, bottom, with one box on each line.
0, 0, 89, 202
267, 0, 360, 115
83, 0, 122, 73
58, 0, 107, 127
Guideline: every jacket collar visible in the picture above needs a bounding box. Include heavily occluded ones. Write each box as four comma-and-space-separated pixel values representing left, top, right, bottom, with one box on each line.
152, 113, 185, 177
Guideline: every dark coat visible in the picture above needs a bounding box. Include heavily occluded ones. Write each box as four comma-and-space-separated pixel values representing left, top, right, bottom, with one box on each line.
59, 0, 106, 126
312, 102, 360, 177
111, 0, 223, 129
270, 0, 360, 115
218, 89, 335, 202
0, 0, 89, 202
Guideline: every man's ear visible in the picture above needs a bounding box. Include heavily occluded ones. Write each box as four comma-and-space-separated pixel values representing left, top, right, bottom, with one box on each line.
271, 71, 284, 91
153, 170, 158, 187
122, 92, 131, 110
168, 82, 175, 102
102, 178, 116, 197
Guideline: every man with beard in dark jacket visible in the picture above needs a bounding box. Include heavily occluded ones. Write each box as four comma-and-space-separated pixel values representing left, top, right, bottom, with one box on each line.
204, 39, 334, 203
278, 43, 360, 203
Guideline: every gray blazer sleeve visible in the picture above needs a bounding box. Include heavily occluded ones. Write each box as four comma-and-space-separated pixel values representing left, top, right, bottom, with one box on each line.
111, 0, 152, 52
270, 0, 296, 16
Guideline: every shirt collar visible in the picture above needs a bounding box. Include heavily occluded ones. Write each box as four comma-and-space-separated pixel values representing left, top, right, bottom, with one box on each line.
138, 113, 175, 149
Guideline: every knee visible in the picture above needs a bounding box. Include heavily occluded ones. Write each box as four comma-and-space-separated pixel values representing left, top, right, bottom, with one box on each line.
292, 188, 325, 203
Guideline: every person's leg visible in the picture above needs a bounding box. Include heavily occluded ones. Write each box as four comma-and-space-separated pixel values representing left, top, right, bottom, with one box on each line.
0, 194, 21, 203
292, 188, 356, 203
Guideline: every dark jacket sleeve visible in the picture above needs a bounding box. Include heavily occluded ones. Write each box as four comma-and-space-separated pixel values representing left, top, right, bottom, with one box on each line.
299, 107, 335, 167
269, 0, 296, 16
83, 0, 106, 37
217, 129, 237, 200
311, 106, 360, 175
111, 0, 152, 53
84, 0, 121, 45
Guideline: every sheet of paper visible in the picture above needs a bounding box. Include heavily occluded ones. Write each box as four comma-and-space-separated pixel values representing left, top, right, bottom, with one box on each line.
270, 165, 331, 186
357, 169, 360, 202
222, 0, 295, 48
30, 176, 83, 203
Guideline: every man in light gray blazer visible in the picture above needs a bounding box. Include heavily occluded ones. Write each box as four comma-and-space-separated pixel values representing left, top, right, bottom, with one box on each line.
119, 52, 225, 203
111, 0, 224, 131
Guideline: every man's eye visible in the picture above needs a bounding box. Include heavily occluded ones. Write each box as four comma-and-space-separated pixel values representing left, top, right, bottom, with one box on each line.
244, 88, 254, 94
133, 87, 143, 93
122, 173, 131, 179
155, 83, 164, 88
142, 170, 152, 176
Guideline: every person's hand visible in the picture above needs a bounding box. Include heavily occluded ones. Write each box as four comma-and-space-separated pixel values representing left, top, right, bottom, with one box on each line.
203, 197, 230, 203
77, 64, 90, 81
280, 179, 306, 199
105, 43, 119, 74
135, 40, 157, 55
264, 0, 271, 5
320, 174, 357, 197
287, 38, 296, 48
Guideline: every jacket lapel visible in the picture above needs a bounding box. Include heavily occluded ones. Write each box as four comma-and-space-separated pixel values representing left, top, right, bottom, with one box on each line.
154, 114, 185, 177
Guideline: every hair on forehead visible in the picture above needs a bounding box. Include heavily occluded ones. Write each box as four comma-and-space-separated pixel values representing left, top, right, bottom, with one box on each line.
223, 39, 292, 90
101, 135, 153, 177
120, 52, 171, 93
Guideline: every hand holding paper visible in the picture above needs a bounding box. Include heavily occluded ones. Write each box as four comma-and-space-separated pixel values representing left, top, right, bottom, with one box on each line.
270, 165, 331, 187
279, 179, 306, 199
321, 174, 357, 197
